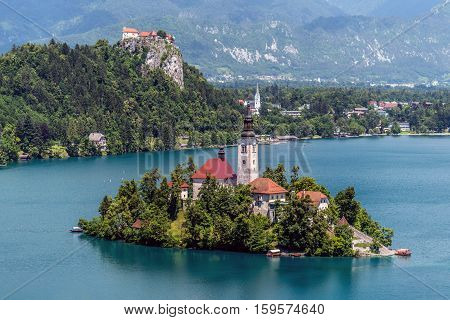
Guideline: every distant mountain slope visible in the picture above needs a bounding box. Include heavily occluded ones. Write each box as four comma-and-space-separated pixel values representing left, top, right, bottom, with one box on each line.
0, 0, 449, 84
326, 0, 442, 18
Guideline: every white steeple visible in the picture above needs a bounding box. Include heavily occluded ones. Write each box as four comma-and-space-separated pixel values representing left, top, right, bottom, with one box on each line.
254, 83, 261, 114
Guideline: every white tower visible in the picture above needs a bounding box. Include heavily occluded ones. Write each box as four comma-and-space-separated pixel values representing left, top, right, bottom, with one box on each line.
237, 104, 259, 185
254, 83, 261, 115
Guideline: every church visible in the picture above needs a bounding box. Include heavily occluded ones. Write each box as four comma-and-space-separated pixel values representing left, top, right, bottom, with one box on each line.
191, 103, 287, 221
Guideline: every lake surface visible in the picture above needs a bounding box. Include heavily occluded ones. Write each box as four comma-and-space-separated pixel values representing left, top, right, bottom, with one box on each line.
1, 136, 450, 299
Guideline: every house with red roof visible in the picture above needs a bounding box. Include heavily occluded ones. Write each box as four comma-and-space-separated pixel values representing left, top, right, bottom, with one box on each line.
167, 181, 190, 201
122, 27, 139, 40
249, 178, 287, 221
297, 190, 329, 211
191, 148, 237, 199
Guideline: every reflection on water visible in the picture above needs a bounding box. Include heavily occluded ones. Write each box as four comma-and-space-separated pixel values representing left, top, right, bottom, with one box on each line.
84, 236, 395, 299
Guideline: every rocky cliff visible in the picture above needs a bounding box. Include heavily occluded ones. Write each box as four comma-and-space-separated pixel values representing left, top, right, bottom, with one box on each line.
121, 38, 184, 89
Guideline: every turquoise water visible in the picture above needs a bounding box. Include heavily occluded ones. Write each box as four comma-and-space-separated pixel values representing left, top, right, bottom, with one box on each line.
1, 136, 449, 299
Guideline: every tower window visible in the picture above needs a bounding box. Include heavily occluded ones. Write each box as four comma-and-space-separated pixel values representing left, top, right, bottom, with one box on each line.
243, 160, 246, 165
241, 145, 247, 153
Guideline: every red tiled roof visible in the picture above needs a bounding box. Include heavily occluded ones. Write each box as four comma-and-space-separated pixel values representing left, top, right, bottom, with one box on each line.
132, 219, 143, 229
297, 190, 328, 206
150, 31, 158, 36
249, 178, 287, 195
123, 27, 139, 33
167, 181, 189, 189
191, 158, 236, 180
139, 31, 150, 37
337, 216, 349, 226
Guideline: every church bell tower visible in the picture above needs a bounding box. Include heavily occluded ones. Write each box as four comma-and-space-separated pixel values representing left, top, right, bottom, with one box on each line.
237, 104, 259, 185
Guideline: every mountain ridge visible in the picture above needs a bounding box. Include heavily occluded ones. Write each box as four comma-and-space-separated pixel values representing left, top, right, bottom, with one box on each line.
1, 0, 449, 85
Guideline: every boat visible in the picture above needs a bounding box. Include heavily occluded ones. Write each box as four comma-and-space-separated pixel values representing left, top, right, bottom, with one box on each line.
266, 249, 281, 257
289, 252, 305, 257
70, 226, 83, 233
395, 248, 412, 256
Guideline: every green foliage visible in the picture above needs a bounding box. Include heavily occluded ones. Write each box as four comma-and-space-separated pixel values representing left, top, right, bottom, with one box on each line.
0, 41, 243, 160
391, 122, 401, 134
277, 196, 330, 255
370, 239, 381, 254
263, 164, 288, 189
331, 225, 354, 256
290, 176, 329, 196
0, 41, 448, 166
335, 186, 393, 247
0, 124, 20, 162
335, 187, 360, 224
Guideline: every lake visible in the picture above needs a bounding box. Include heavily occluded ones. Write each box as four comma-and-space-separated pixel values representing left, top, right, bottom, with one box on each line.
1, 136, 449, 299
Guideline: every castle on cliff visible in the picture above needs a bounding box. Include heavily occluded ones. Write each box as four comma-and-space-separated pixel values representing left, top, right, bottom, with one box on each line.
122, 27, 175, 43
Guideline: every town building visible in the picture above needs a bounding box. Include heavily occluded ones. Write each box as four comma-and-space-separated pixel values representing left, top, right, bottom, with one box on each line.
297, 190, 329, 211
88, 133, 107, 152
398, 122, 411, 132
237, 105, 259, 185
167, 181, 189, 201
249, 178, 287, 222
191, 148, 237, 200
346, 107, 368, 118
378, 101, 398, 110
281, 110, 302, 117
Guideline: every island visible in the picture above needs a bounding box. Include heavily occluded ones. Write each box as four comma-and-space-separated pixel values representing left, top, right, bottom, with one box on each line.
80, 105, 394, 257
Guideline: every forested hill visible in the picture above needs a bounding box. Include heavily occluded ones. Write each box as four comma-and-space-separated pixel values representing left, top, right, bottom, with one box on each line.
0, 39, 243, 162
0, 39, 449, 166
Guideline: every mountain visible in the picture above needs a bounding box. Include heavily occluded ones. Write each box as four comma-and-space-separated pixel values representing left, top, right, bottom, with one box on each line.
0, 0, 449, 85
326, 0, 443, 18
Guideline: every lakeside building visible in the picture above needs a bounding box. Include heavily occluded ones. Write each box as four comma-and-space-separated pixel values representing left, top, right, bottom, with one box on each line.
191, 148, 237, 200
398, 122, 411, 132
346, 107, 368, 118
250, 178, 287, 222
88, 133, 107, 152
297, 191, 329, 211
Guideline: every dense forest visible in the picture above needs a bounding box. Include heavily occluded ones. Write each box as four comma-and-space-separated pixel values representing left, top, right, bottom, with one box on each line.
0, 40, 449, 166
80, 163, 393, 256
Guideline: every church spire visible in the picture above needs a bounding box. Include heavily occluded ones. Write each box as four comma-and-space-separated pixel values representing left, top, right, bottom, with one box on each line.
254, 83, 261, 114
241, 103, 255, 138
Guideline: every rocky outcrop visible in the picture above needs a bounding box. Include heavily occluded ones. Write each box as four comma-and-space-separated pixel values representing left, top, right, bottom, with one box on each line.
121, 38, 184, 89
